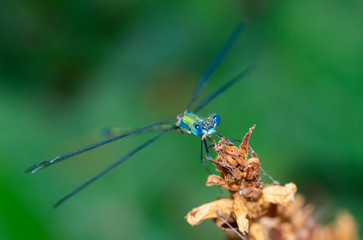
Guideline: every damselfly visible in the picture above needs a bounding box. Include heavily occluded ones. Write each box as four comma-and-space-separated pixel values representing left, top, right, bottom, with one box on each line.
25, 20, 250, 208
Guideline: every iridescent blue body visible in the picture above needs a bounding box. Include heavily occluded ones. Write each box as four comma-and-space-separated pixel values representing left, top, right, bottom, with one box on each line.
178, 111, 220, 137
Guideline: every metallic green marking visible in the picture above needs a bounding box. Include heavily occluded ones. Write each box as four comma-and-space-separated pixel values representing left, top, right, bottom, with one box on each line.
178, 111, 218, 136
179, 111, 203, 134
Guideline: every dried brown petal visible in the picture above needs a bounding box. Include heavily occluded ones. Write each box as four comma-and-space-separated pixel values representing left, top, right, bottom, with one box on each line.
225, 172, 237, 183
311, 225, 333, 240
245, 201, 267, 219
206, 174, 226, 186
249, 222, 268, 240
258, 216, 281, 231
332, 211, 359, 240
233, 196, 249, 233
239, 180, 263, 200
186, 199, 233, 226
242, 157, 260, 181
218, 142, 242, 168
231, 167, 242, 180
279, 194, 306, 219
261, 183, 297, 206
276, 222, 295, 240
239, 125, 255, 160
206, 175, 239, 191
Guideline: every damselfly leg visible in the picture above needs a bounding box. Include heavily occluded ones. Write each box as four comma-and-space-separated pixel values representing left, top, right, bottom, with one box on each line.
200, 140, 213, 175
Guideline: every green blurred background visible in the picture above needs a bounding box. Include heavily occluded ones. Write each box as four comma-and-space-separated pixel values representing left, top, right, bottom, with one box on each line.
0, 0, 362, 239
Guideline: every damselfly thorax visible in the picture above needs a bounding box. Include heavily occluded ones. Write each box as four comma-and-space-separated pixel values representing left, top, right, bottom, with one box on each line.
177, 111, 220, 138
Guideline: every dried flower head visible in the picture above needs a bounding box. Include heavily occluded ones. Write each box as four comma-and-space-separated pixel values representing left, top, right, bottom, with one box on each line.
186, 126, 360, 240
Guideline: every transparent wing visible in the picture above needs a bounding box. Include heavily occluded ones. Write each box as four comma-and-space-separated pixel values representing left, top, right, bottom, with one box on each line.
53, 126, 176, 208
25, 117, 177, 174
193, 67, 250, 113
186, 19, 248, 111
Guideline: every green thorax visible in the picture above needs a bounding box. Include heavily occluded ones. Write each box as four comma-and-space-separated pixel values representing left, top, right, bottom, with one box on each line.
179, 111, 219, 136
179, 111, 204, 134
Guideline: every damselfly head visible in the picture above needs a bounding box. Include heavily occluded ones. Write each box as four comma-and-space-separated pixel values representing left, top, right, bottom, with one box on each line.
203, 117, 216, 135
191, 113, 221, 136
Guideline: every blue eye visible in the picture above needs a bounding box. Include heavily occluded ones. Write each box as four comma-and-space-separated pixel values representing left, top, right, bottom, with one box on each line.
212, 113, 220, 127
191, 122, 203, 136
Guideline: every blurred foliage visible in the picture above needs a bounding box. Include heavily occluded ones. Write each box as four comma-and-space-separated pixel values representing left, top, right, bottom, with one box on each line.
0, 0, 362, 239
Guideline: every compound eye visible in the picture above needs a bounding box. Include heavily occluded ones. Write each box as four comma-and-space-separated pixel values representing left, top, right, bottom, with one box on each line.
212, 113, 220, 127
191, 122, 203, 136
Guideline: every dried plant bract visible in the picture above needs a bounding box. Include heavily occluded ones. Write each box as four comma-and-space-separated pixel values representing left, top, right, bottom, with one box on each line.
186, 126, 360, 240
